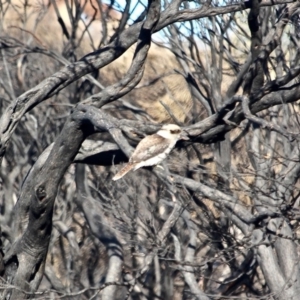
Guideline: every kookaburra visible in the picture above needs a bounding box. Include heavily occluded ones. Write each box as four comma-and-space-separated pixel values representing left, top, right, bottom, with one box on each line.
112, 124, 189, 181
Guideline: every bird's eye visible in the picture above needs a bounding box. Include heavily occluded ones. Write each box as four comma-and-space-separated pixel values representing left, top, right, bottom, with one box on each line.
170, 129, 181, 134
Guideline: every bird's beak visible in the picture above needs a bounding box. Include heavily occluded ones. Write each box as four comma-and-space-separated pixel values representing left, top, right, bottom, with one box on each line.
180, 131, 189, 140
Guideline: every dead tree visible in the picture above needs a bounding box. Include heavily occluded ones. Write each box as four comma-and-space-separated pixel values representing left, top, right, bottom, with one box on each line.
1, 0, 300, 299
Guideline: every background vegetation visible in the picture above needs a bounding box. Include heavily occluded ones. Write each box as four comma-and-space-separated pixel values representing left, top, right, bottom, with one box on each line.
1, 0, 300, 299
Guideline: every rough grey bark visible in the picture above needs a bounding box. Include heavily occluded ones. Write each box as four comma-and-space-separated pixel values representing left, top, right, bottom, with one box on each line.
1, 0, 300, 299
2, 106, 92, 299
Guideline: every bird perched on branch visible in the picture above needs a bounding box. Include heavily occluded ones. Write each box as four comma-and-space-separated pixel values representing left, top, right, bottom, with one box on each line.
112, 124, 189, 181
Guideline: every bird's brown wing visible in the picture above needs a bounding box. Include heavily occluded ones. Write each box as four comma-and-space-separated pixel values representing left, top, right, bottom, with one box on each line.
112, 162, 137, 181
129, 134, 171, 163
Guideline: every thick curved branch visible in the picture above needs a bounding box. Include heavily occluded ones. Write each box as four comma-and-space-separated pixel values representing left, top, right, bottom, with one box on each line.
2, 106, 94, 299
187, 84, 300, 143
50, 84, 300, 170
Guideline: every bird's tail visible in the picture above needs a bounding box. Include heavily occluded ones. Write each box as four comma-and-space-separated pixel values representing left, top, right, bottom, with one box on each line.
112, 163, 137, 181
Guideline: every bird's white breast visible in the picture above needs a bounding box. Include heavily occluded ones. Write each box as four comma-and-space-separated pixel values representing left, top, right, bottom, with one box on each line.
133, 140, 177, 170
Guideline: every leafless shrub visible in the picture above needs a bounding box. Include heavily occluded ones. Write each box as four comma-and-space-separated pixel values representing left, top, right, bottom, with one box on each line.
1, 0, 300, 299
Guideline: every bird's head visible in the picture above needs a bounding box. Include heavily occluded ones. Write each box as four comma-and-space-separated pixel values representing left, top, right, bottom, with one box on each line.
157, 124, 189, 140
